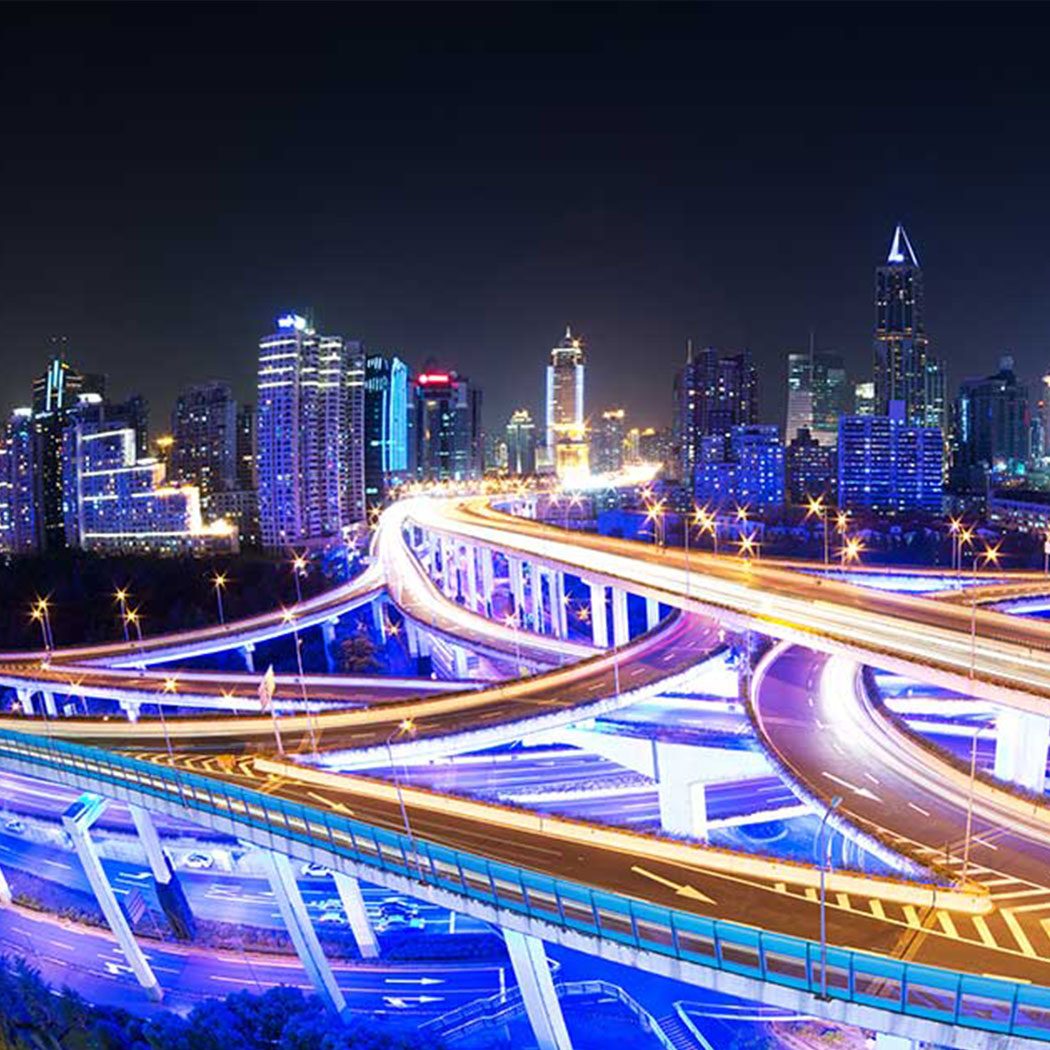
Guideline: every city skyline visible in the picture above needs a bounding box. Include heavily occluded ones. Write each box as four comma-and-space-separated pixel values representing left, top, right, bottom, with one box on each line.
3, 8, 1050, 431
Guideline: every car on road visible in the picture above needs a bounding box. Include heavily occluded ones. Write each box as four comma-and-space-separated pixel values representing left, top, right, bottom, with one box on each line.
182, 851, 214, 870
300, 862, 333, 879
376, 898, 424, 932
3, 819, 26, 835
316, 911, 347, 926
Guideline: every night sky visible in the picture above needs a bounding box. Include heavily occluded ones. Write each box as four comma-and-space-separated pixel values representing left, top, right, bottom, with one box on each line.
3, 5, 1050, 432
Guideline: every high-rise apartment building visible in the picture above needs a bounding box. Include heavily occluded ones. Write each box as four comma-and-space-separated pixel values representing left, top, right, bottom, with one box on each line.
694, 424, 784, 510
674, 346, 759, 483
953, 356, 1029, 488
364, 354, 409, 505
785, 427, 834, 504
591, 408, 626, 474
505, 409, 537, 476
838, 401, 942, 513
874, 224, 944, 428
545, 326, 587, 477
256, 313, 365, 552
235, 402, 256, 491
170, 382, 237, 502
0, 409, 37, 554
412, 368, 483, 482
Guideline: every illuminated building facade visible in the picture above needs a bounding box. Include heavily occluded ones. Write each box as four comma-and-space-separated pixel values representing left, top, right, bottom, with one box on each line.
412, 368, 482, 482
63, 421, 236, 554
838, 401, 943, 513
170, 382, 237, 502
0, 409, 37, 553
505, 408, 536, 476
545, 326, 587, 477
674, 345, 758, 484
785, 348, 848, 448
364, 353, 409, 504
785, 427, 834, 504
953, 355, 1029, 489
256, 314, 365, 552
694, 424, 785, 509
591, 408, 626, 474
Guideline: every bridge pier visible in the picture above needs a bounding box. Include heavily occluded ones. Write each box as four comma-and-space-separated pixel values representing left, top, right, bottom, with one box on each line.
120, 700, 140, 722
994, 708, 1050, 793
611, 588, 629, 647
241, 643, 255, 673
322, 620, 337, 671
0, 861, 10, 906
645, 597, 660, 632
130, 805, 169, 883
41, 690, 58, 717
62, 795, 162, 1002
551, 571, 568, 639
510, 558, 526, 620
504, 930, 573, 1050
464, 545, 480, 613
588, 582, 608, 648
261, 849, 349, 1020
370, 599, 387, 643
334, 872, 379, 959
479, 546, 495, 616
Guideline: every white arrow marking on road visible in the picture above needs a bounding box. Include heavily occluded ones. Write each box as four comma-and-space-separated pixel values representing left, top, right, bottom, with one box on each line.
305, 790, 354, 816
103, 962, 135, 978
385, 977, 444, 985
822, 771, 881, 803
117, 872, 153, 882
631, 865, 716, 904
382, 995, 444, 1008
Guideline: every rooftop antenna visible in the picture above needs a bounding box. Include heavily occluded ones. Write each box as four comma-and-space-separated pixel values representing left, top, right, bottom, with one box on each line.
686, 338, 694, 364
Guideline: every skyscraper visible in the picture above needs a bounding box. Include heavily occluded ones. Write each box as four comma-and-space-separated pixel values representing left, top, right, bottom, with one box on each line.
674, 346, 758, 483
838, 401, 943, 513
30, 356, 107, 552
591, 408, 626, 474
364, 353, 409, 505
545, 326, 587, 477
0, 409, 36, 554
874, 224, 940, 426
235, 402, 256, 492
785, 347, 849, 447
256, 313, 365, 552
412, 367, 483, 482
505, 409, 537, 476
170, 382, 237, 502
785, 427, 834, 504
953, 355, 1029, 488
694, 424, 784, 509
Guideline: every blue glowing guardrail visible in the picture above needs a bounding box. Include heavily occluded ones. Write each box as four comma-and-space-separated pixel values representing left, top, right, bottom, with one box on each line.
2, 728, 1050, 1041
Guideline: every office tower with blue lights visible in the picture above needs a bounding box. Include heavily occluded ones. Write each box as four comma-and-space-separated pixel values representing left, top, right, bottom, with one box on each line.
695, 423, 785, 510
838, 400, 942, 513
256, 313, 365, 552
545, 326, 587, 477
505, 408, 537, 476
364, 353, 409, 505
0, 409, 37, 553
953, 355, 1029, 489
412, 367, 482, 482
674, 345, 759, 488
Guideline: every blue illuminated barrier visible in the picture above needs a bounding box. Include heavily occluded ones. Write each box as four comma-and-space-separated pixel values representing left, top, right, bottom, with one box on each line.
3, 727, 1050, 1042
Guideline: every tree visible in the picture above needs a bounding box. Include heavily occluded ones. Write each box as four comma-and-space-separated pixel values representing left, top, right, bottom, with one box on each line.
338, 625, 380, 673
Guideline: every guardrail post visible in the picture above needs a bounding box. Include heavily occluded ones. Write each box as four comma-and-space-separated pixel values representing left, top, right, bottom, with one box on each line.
504, 930, 573, 1050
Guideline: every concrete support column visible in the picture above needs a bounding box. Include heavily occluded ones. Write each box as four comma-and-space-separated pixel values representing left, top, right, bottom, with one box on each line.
41, 691, 58, 717
441, 538, 457, 598
873, 1035, 918, 1050
370, 600, 387, 643
504, 930, 572, 1050
534, 568, 548, 634
333, 872, 379, 959
588, 582, 607, 648
241, 644, 255, 673
645, 597, 660, 632
261, 850, 349, 1019
480, 547, 495, 616
403, 620, 420, 658
453, 645, 469, 679
611, 588, 630, 647
62, 797, 162, 1002
15, 688, 33, 716
509, 558, 526, 619
551, 572, 568, 639
0, 862, 10, 907
322, 620, 337, 672
120, 700, 140, 723
130, 805, 170, 884
654, 741, 709, 840
995, 708, 1050, 793
464, 545, 481, 613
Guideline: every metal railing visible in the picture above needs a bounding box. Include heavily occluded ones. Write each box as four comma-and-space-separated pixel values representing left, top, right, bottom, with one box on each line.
3, 727, 1050, 1043
420, 978, 676, 1048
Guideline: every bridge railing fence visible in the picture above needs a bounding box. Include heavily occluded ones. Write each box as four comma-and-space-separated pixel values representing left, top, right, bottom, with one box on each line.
4, 728, 1050, 1043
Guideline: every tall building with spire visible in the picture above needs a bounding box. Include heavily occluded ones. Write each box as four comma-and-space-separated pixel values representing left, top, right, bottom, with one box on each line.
874, 224, 941, 426
545, 326, 587, 477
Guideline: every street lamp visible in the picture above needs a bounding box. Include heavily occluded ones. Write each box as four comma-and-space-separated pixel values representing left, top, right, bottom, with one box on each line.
386, 718, 421, 875
840, 537, 863, 568
737, 532, 757, 560
818, 795, 843, 1000
114, 588, 130, 643
805, 496, 829, 566
282, 608, 316, 753
948, 516, 962, 572
125, 608, 144, 643
212, 573, 228, 625
157, 678, 177, 758
290, 553, 308, 605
